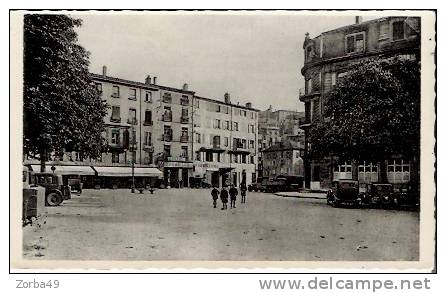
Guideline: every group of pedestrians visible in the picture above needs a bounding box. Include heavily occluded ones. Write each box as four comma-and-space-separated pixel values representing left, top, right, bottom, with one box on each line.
211, 184, 247, 210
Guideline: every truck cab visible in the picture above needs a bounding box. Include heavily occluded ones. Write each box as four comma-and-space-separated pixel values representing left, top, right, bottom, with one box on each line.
34, 173, 71, 206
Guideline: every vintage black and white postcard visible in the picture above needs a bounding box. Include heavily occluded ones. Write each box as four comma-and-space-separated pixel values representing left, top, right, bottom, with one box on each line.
9, 9, 436, 272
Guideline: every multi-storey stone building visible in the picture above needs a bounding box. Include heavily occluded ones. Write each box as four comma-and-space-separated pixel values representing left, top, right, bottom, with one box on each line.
33, 67, 259, 188
89, 67, 195, 186
192, 93, 259, 187
299, 16, 420, 189
261, 141, 304, 179
257, 106, 305, 178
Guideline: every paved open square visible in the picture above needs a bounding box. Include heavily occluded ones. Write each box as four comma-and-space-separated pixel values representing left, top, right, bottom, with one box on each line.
23, 188, 419, 261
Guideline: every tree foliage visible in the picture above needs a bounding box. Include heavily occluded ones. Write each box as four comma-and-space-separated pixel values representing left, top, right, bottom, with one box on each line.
23, 14, 107, 162
308, 57, 420, 163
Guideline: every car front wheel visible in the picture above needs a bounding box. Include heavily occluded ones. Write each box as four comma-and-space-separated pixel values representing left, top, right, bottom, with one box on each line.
46, 192, 63, 207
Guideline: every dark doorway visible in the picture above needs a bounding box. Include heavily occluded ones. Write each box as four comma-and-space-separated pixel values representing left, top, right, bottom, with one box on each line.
182, 169, 189, 187
211, 171, 219, 187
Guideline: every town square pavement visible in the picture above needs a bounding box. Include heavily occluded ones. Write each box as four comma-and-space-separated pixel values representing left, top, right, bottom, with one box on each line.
22, 188, 419, 261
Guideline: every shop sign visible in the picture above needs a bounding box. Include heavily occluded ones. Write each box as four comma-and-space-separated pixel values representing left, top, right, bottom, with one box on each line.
164, 161, 193, 168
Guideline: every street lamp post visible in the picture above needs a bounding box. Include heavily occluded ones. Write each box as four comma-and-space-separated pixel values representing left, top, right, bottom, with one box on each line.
131, 125, 135, 193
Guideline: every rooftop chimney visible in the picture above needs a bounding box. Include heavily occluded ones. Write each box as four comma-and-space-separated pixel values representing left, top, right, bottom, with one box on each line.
182, 83, 189, 91
145, 75, 151, 85
355, 16, 363, 24
224, 92, 231, 104
153, 76, 157, 85
245, 102, 252, 108
102, 65, 107, 77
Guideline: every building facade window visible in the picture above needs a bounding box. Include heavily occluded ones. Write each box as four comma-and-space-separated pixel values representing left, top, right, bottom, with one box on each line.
180, 95, 189, 106
392, 21, 405, 40
181, 127, 188, 138
213, 135, 221, 147
224, 120, 230, 130
95, 83, 102, 93
213, 119, 221, 129
111, 106, 121, 122
346, 32, 365, 54
112, 85, 120, 98
112, 152, 119, 163
379, 21, 389, 39
205, 152, 213, 162
144, 110, 152, 125
305, 46, 313, 62
111, 129, 120, 145
195, 133, 201, 143
144, 131, 152, 146
232, 122, 239, 131
145, 91, 152, 102
129, 88, 136, 100
324, 72, 332, 93
181, 146, 188, 159
306, 78, 312, 94
128, 108, 137, 124
224, 137, 229, 147
164, 145, 171, 157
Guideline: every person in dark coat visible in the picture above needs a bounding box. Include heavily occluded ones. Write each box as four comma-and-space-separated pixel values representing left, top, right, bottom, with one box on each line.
240, 183, 247, 203
220, 187, 229, 210
229, 185, 238, 208
211, 187, 220, 208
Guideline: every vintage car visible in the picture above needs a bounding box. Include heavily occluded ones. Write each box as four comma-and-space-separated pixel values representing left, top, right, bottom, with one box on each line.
362, 183, 395, 208
34, 173, 71, 206
275, 175, 304, 192
393, 182, 420, 208
247, 182, 262, 192
326, 180, 361, 207
66, 175, 83, 194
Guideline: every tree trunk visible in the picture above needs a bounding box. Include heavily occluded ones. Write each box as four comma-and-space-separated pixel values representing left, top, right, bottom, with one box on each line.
40, 148, 46, 173
350, 160, 357, 181
378, 160, 388, 183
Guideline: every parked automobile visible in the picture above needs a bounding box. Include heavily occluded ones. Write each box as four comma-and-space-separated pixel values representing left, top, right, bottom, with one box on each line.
247, 182, 262, 192
327, 180, 361, 207
33, 173, 71, 206
275, 175, 304, 192
65, 175, 83, 194
393, 182, 420, 209
362, 183, 395, 208
189, 177, 211, 188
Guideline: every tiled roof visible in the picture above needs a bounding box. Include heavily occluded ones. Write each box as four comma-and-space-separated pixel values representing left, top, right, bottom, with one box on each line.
262, 140, 304, 152
90, 73, 195, 95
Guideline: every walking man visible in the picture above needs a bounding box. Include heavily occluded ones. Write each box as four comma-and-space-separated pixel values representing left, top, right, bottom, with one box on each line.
220, 186, 229, 210
211, 186, 220, 208
229, 185, 238, 208
240, 183, 247, 204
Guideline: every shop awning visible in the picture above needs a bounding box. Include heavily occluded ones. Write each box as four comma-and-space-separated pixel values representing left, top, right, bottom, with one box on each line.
93, 166, 163, 178
29, 164, 95, 176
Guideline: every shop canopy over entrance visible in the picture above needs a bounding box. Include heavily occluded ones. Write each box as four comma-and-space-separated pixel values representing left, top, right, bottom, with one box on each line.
29, 164, 95, 176
93, 166, 163, 178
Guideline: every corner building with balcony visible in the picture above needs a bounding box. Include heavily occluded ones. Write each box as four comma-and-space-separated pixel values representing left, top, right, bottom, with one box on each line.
192, 93, 259, 187
299, 16, 420, 190
91, 67, 195, 187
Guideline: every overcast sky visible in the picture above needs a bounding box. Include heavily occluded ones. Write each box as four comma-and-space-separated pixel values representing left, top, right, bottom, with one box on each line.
74, 13, 378, 112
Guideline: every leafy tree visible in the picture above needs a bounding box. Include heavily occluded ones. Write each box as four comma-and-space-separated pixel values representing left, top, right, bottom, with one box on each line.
23, 14, 107, 171
308, 57, 420, 182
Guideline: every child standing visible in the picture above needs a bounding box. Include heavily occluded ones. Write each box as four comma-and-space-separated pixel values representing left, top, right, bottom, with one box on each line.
229, 185, 238, 208
211, 186, 220, 208
220, 186, 229, 210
